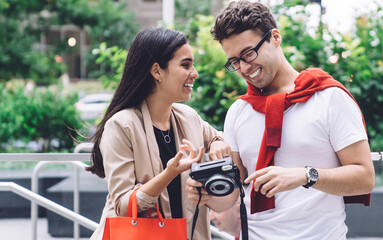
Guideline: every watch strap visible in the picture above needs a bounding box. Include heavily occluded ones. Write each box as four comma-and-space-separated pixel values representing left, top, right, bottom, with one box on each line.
302, 180, 315, 188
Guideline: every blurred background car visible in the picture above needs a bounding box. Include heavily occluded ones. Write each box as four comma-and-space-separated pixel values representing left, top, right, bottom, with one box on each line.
75, 93, 113, 120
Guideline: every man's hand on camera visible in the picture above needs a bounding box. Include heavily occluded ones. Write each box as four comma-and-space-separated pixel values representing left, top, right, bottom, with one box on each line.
209, 140, 232, 160
185, 177, 212, 205
244, 166, 307, 198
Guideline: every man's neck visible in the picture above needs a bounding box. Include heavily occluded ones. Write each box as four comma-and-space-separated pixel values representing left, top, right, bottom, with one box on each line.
263, 62, 298, 96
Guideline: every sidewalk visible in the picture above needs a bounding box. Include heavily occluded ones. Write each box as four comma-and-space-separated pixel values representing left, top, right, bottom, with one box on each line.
0, 218, 87, 240
1, 218, 382, 240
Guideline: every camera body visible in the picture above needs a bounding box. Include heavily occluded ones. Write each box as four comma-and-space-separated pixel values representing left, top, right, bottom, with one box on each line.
189, 157, 239, 197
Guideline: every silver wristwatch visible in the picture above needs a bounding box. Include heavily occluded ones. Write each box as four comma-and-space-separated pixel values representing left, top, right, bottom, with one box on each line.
302, 166, 318, 188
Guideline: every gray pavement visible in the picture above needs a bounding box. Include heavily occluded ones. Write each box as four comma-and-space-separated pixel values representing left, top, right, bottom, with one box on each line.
1, 218, 382, 240
0, 218, 87, 240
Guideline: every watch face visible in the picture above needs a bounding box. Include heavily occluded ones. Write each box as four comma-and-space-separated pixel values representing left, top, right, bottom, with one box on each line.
308, 168, 319, 181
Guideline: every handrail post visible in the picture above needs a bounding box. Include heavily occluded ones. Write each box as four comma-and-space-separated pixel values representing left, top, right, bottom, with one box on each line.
74, 166, 80, 239
73, 142, 94, 239
31, 162, 44, 240
31, 161, 87, 240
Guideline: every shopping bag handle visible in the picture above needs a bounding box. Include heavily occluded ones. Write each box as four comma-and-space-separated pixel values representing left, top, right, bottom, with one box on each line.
127, 188, 165, 224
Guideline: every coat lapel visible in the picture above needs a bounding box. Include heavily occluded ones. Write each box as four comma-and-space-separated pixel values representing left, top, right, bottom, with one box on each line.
140, 100, 173, 218
171, 107, 196, 221
141, 100, 162, 175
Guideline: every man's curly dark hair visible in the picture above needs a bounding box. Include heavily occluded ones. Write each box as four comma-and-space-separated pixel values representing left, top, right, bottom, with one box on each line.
211, 1, 277, 43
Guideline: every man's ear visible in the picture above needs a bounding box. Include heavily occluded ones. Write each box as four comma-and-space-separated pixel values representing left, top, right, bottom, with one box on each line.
150, 62, 161, 82
271, 29, 282, 47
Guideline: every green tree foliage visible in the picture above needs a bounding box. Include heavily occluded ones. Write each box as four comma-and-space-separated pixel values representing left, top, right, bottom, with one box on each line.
93, 43, 127, 90
0, 83, 82, 152
0, 0, 139, 84
50, 0, 139, 79
0, 0, 65, 84
339, 13, 383, 151
175, 0, 211, 21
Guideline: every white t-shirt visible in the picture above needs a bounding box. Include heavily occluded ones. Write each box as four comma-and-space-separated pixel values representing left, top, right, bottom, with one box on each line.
224, 87, 367, 240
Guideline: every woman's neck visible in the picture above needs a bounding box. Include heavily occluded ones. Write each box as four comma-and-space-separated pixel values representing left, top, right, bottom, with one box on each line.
146, 94, 172, 130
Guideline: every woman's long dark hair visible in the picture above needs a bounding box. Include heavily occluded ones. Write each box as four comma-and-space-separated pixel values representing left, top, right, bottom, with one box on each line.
87, 28, 187, 178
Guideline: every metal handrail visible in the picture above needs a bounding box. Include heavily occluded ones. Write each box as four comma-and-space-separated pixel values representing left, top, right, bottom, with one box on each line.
1, 152, 381, 162
0, 153, 91, 161
31, 161, 87, 240
371, 152, 383, 161
0, 151, 381, 240
0, 182, 98, 230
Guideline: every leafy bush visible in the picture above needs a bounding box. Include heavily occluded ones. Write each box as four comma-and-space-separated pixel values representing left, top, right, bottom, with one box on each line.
0, 83, 83, 152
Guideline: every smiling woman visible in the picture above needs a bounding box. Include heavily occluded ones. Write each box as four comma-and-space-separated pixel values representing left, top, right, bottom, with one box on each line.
85, 27, 230, 240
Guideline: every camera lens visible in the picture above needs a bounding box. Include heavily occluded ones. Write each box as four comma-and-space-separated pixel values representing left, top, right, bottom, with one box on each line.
204, 174, 235, 197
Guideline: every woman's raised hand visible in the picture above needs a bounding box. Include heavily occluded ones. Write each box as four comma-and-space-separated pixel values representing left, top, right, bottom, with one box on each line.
166, 139, 204, 176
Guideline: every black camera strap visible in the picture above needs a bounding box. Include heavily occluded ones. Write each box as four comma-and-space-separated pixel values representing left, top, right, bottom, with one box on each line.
190, 172, 248, 240
235, 173, 248, 240
190, 187, 202, 240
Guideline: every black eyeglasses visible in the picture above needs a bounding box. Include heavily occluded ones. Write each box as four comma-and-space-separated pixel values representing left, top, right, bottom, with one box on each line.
225, 30, 272, 72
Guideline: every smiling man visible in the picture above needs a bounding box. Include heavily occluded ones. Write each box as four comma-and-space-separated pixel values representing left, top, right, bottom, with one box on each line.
185, 1, 375, 239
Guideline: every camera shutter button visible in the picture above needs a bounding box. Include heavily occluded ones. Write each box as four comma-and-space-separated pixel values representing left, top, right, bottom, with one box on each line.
221, 165, 233, 171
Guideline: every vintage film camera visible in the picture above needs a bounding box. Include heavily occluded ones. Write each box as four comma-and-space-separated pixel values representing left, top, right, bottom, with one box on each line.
190, 157, 239, 197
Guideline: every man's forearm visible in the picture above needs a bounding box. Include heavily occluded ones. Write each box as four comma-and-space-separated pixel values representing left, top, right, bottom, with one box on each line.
313, 165, 375, 196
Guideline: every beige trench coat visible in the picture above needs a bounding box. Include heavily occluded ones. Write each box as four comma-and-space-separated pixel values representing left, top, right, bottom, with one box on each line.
90, 101, 218, 240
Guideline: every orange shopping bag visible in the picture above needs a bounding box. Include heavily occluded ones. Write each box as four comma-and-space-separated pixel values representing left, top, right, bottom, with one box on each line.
102, 189, 187, 240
